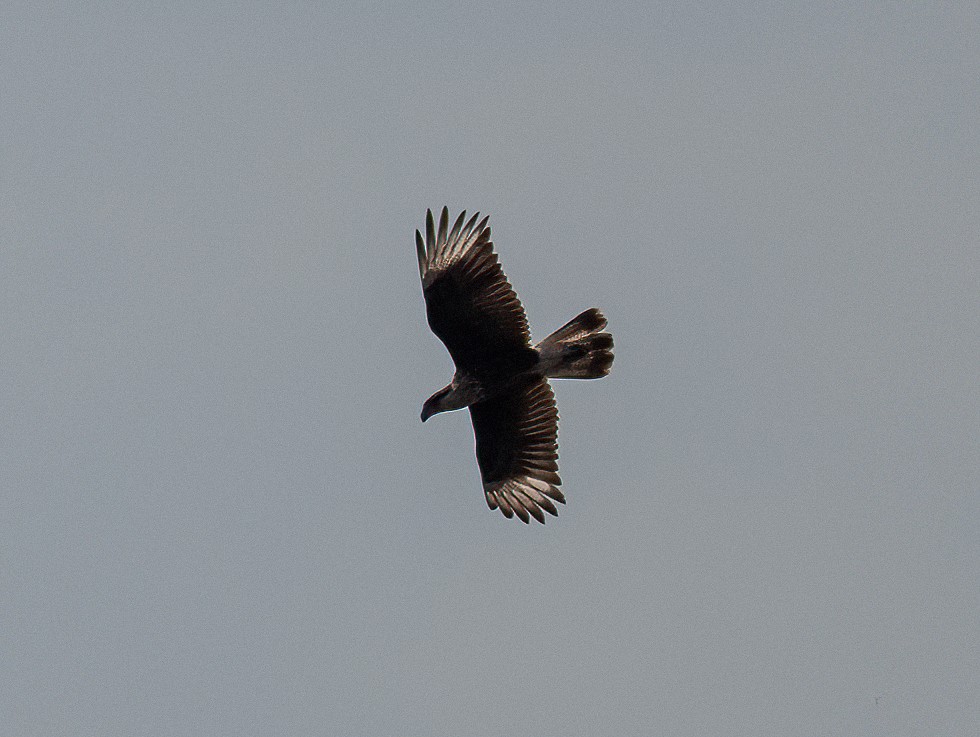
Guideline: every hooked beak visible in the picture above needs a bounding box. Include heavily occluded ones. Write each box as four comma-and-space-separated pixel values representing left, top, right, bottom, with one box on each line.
420, 406, 432, 423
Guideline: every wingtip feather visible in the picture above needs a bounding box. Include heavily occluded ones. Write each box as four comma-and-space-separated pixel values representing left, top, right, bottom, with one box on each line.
415, 229, 426, 276
437, 206, 449, 248
448, 210, 467, 247
425, 209, 435, 256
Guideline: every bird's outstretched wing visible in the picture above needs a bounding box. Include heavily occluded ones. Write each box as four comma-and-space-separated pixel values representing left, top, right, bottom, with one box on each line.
416, 207, 536, 379
469, 377, 564, 524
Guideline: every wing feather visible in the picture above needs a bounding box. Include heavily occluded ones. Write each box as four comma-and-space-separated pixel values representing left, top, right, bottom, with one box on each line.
469, 377, 564, 524
417, 207, 534, 378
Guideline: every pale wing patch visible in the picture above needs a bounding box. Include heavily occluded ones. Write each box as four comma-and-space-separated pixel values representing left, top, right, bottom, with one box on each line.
485, 477, 565, 524
416, 208, 489, 285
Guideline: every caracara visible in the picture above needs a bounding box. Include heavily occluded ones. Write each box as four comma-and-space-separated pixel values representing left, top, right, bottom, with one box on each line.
417, 208, 614, 524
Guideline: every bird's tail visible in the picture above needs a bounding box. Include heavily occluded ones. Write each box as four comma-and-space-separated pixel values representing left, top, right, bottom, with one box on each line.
535, 308, 614, 379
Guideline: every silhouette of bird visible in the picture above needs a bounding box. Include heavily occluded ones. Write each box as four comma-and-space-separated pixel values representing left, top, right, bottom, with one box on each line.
417, 207, 614, 523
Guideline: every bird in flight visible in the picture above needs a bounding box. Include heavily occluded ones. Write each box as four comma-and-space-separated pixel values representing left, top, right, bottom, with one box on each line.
417, 207, 614, 523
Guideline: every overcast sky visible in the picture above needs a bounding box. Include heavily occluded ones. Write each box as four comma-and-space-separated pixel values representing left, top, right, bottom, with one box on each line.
2, 2, 978, 736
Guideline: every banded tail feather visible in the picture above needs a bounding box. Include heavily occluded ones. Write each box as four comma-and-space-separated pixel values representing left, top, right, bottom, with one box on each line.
535, 308, 615, 379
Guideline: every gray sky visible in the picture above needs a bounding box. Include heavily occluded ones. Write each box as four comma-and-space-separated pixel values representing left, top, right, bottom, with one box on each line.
2, 2, 978, 735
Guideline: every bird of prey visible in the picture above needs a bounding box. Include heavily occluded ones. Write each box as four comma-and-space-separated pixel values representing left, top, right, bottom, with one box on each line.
417, 207, 614, 523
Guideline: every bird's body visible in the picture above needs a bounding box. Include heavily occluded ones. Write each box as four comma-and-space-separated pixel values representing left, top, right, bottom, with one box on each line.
417, 208, 613, 523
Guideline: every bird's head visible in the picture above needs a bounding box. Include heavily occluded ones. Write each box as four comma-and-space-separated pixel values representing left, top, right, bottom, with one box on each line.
421, 387, 451, 422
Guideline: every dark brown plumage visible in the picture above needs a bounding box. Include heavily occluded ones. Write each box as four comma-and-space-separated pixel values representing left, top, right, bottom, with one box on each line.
417, 207, 613, 524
